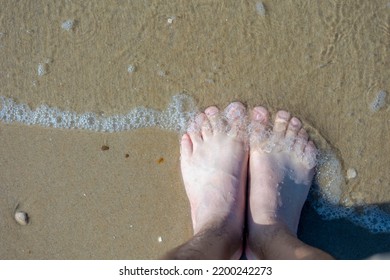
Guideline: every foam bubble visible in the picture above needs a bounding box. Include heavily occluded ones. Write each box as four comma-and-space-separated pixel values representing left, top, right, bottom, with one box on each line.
315, 149, 344, 205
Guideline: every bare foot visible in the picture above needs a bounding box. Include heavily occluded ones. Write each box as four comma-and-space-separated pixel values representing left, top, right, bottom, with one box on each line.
247, 108, 318, 259
180, 102, 248, 259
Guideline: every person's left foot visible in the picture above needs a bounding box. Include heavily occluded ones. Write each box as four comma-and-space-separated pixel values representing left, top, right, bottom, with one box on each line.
180, 102, 249, 259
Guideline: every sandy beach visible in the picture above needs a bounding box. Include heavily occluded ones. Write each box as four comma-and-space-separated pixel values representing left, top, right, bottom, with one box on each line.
0, 0, 389, 259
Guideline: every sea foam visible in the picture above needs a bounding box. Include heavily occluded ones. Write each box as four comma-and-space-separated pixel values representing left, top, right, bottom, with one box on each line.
0, 94, 197, 133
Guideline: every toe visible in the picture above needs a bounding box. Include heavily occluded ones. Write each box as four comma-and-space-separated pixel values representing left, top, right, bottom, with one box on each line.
180, 133, 193, 158
293, 128, 309, 155
224, 102, 247, 138
252, 106, 269, 124
284, 117, 302, 150
249, 106, 270, 147
303, 140, 318, 169
187, 114, 203, 147
200, 112, 213, 140
273, 110, 291, 139
285, 117, 302, 139
205, 106, 222, 133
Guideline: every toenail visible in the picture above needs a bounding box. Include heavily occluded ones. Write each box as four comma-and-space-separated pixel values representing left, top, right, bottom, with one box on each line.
226, 103, 245, 118
205, 106, 218, 116
253, 109, 265, 121
290, 117, 301, 126
276, 110, 290, 120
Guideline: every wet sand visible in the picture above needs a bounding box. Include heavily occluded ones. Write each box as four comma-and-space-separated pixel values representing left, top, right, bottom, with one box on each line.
0, 0, 389, 259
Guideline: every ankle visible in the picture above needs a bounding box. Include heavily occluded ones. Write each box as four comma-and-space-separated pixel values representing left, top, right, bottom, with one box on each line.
247, 222, 294, 258
193, 220, 244, 258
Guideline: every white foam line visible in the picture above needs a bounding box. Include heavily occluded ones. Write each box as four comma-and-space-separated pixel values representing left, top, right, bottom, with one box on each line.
0, 94, 198, 133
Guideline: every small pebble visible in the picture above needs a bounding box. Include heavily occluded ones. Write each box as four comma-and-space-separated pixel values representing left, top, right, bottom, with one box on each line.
101, 145, 109, 151
61, 19, 74, 31
127, 65, 136, 73
15, 211, 29, 225
158, 236, 163, 243
346, 168, 357, 179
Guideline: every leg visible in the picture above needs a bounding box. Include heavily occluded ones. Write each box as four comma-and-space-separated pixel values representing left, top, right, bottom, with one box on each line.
247, 107, 333, 260
163, 102, 248, 259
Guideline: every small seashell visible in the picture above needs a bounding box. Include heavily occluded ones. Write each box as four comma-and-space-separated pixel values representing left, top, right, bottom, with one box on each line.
346, 168, 357, 179
15, 211, 29, 225
158, 236, 163, 243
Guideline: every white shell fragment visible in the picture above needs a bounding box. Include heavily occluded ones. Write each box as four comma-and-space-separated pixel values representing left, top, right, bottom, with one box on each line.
158, 236, 163, 243
37, 63, 47, 76
370, 90, 387, 112
256, 1, 266, 16
127, 65, 136, 73
346, 168, 357, 180
15, 211, 29, 225
167, 16, 175, 24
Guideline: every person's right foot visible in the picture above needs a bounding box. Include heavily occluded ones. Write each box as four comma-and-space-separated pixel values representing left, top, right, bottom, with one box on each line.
246, 107, 318, 259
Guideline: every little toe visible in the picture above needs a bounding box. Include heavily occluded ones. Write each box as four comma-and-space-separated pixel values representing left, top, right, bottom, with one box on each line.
180, 133, 193, 158
273, 110, 291, 139
224, 102, 247, 138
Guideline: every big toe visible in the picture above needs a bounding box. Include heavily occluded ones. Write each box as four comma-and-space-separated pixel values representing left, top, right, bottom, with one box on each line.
249, 106, 270, 148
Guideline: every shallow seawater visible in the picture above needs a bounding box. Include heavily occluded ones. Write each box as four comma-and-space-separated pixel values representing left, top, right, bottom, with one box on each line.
0, 0, 389, 258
